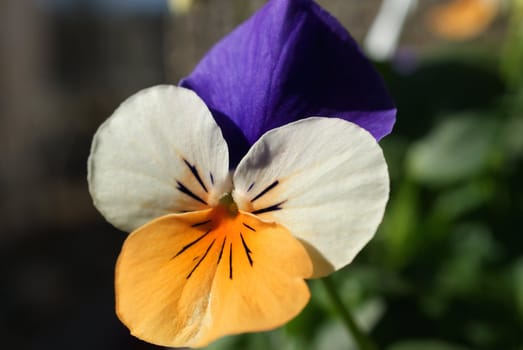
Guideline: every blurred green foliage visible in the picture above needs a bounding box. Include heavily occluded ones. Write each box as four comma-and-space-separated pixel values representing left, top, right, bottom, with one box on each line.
203, 5, 523, 350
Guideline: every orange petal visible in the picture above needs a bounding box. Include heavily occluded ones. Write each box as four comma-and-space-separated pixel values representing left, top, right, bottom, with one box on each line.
427, 0, 500, 40
115, 208, 312, 348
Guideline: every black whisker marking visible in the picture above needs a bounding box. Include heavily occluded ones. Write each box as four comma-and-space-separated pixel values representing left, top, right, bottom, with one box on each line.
183, 158, 208, 193
217, 237, 226, 265
242, 222, 256, 232
251, 201, 286, 215
176, 180, 207, 205
240, 233, 253, 266
229, 243, 233, 280
173, 229, 211, 258
187, 239, 216, 279
191, 219, 212, 227
251, 180, 279, 202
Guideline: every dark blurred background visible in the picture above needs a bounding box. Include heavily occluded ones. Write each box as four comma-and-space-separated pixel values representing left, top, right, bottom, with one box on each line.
1, 0, 522, 349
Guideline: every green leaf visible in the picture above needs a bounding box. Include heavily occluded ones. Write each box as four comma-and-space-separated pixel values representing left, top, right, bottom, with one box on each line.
513, 259, 523, 320
432, 180, 493, 222
313, 321, 356, 350
502, 114, 523, 159
387, 340, 470, 350
407, 114, 497, 185
435, 222, 497, 297
501, 0, 523, 88
379, 181, 420, 267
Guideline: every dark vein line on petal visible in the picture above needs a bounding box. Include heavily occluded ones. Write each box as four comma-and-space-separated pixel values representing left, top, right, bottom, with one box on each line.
242, 222, 256, 232
176, 180, 207, 205
210, 172, 214, 185
247, 182, 255, 192
191, 219, 212, 227
229, 242, 233, 280
251, 201, 286, 215
187, 239, 216, 279
183, 158, 208, 193
240, 233, 253, 267
172, 229, 211, 258
217, 237, 226, 265
251, 180, 279, 202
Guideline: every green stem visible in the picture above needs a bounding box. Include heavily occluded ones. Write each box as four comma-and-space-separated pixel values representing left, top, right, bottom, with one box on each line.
321, 276, 378, 350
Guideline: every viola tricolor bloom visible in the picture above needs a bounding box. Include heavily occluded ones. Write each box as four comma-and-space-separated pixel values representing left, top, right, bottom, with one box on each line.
88, 0, 395, 348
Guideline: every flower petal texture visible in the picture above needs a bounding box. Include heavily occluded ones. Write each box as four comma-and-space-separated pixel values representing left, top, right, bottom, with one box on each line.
181, 0, 396, 163
88, 85, 230, 232
232, 118, 389, 277
116, 209, 312, 348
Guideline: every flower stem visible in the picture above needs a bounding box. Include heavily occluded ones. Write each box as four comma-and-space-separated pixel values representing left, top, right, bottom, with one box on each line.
321, 276, 378, 350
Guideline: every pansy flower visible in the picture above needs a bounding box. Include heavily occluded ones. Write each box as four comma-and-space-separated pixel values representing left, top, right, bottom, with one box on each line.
88, 0, 395, 348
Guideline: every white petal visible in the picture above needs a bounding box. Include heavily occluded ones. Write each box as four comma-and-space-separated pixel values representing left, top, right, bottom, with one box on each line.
88, 85, 230, 232
232, 117, 389, 277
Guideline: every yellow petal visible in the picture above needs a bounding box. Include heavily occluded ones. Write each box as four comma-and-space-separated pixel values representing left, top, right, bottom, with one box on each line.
115, 208, 312, 348
427, 0, 500, 40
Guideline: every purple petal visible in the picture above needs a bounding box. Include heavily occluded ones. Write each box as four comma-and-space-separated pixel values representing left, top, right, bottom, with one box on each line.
181, 0, 396, 163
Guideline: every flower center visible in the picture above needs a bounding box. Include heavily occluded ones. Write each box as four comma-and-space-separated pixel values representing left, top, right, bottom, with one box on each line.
217, 193, 238, 217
